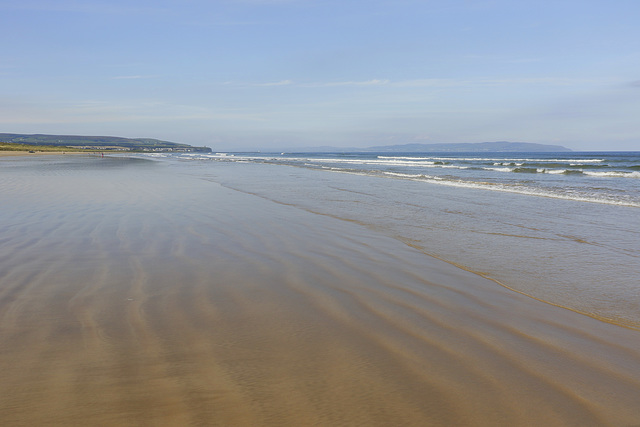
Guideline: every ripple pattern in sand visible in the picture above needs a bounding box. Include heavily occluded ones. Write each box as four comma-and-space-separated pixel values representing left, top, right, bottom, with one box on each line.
1, 157, 639, 426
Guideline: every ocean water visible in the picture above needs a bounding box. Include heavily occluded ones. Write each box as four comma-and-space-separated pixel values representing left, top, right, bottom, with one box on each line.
179, 151, 640, 207
145, 151, 640, 328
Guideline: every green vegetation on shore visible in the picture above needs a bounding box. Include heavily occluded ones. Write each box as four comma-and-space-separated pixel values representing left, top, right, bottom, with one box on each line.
0, 142, 97, 152
0, 133, 211, 152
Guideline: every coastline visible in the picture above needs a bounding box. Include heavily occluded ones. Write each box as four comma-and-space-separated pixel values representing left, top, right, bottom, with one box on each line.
1, 155, 639, 426
206, 157, 640, 329
0, 150, 93, 157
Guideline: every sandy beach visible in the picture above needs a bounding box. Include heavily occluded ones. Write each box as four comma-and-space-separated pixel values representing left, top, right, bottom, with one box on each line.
0, 150, 93, 157
1, 155, 639, 426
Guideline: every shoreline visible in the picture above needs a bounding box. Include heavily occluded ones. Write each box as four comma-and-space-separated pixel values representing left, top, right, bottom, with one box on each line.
409, 243, 640, 332
1, 155, 639, 426
0, 150, 97, 157
208, 159, 640, 330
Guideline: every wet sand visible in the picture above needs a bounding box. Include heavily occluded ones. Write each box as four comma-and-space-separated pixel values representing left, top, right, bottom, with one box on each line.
1, 156, 639, 426
0, 151, 80, 156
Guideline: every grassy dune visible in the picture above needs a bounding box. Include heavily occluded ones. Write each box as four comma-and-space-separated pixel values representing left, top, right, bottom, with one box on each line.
0, 142, 97, 153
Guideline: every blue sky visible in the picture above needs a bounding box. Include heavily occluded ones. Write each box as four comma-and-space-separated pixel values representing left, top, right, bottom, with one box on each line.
1, 0, 639, 151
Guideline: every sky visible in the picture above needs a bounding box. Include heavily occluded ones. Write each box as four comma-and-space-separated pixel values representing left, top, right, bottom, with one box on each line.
1, 0, 639, 151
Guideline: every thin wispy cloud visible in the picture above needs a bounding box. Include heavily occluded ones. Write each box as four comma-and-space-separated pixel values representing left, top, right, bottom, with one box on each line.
391, 79, 460, 88
0, 99, 269, 125
110, 75, 157, 80
392, 77, 610, 88
316, 79, 390, 87
234, 77, 607, 89
226, 79, 390, 88
463, 54, 544, 64
254, 80, 294, 86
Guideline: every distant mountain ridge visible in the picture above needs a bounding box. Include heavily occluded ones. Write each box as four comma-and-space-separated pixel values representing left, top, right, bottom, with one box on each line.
0, 133, 211, 152
299, 141, 571, 153
369, 141, 571, 152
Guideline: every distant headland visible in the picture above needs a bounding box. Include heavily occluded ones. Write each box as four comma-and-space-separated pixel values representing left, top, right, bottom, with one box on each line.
298, 141, 572, 153
0, 133, 211, 153
368, 141, 572, 152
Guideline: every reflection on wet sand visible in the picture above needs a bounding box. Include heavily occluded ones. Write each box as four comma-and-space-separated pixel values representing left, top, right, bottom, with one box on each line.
1, 156, 639, 426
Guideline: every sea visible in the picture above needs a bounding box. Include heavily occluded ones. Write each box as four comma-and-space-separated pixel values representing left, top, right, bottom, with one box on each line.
143, 150, 640, 328
177, 151, 640, 207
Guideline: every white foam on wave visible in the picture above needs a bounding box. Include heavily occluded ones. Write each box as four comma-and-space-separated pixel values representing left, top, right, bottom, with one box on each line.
316, 158, 436, 166
378, 156, 606, 163
309, 158, 478, 171
377, 156, 441, 161
583, 171, 640, 178
193, 154, 640, 208
418, 178, 640, 207
331, 168, 640, 208
383, 171, 437, 179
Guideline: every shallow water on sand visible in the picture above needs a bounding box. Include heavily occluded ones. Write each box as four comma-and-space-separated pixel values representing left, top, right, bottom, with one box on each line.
175, 159, 640, 329
1, 155, 640, 426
